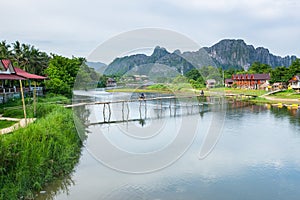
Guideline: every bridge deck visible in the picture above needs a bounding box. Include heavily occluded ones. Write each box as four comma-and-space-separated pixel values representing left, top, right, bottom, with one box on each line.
65, 95, 215, 108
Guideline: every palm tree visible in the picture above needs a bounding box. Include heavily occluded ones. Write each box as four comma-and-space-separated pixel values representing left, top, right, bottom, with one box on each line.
0, 40, 12, 59
12, 41, 50, 75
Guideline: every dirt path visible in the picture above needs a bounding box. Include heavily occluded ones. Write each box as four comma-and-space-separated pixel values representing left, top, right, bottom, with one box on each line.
0, 118, 36, 135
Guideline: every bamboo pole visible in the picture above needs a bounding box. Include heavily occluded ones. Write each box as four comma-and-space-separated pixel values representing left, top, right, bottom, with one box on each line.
33, 81, 37, 117
19, 80, 27, 125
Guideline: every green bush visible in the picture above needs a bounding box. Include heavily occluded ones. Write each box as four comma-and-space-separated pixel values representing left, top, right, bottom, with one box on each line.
0, 106, 82, 199
147, 84, 168, 90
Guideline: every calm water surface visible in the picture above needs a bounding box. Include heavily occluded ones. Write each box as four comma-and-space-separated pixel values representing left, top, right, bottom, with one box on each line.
37, 92, 300, 200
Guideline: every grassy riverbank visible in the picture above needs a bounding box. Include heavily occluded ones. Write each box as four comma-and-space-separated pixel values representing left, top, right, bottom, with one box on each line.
107, 85, 300, 104
0, 95, 70, 119
0, 101, 82, 199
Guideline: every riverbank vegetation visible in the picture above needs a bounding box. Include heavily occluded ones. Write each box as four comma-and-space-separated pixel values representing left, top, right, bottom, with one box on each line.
0, 120, 17, 129
0, 95, 70, 118
0, 103, 82, 200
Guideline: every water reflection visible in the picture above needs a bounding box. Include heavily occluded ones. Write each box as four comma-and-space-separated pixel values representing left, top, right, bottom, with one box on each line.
36, 93, 300, 200
35, 175, 74, 200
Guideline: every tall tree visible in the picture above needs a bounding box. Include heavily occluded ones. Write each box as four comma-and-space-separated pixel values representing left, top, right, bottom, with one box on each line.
289, 59, 300, 76
0, 40, 12, 59
45, 55, 99, 97
12, 41, 49, 75
270, 66, 292, 83
248, 62, 272, 74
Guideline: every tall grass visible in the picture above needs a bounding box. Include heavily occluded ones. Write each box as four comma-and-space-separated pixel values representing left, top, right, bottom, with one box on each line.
0, 120, 17, 129
0, 105, 82, 199
0, 94, 70, 118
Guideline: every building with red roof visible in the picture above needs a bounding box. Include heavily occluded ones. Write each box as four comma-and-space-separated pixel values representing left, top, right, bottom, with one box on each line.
0, 59, 47, 102
231, 73, 270, 89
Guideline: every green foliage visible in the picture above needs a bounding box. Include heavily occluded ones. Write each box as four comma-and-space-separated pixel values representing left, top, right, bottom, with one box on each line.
0, 40, 50, 75
289, 59, 300, 76
271, 90, 300, 99
189, 79, 205, 89
74, 62, 100, 90
173, 75, 188, 84
45, 55, 99, 97
0, 120, 16, 129
45, 55, 81, 97
223, 68, 243, 79
247, 62, 272, 74
184, 67, 222, 89
97, 75, 108, 88
0, 41, 12, 59
270, 66, 292, 83
0, 95, 71, 118
185, 68, 201, 81
0, 106, 82, 199
147, 84, 168, 90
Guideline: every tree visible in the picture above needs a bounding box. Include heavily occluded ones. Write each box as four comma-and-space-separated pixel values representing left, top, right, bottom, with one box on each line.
185, 68, 201, 81
248, 62, 272, 74
11, 41, 50, 75
45, 55, 82, 96
289, 59, 300, 76
173, 75, 188, 84
45, 55, 100, 97
0, 40, 12, 59
223, 68, 242, 79
270, 66, 291, 83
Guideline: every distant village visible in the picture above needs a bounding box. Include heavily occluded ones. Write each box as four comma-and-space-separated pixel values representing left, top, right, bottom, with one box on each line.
105, 73, 300, 92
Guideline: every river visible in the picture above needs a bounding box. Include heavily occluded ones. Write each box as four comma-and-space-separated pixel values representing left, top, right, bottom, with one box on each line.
37, 91, 300, 200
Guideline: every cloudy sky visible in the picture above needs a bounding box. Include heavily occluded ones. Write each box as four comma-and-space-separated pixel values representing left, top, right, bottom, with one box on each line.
1, 0, 299, 63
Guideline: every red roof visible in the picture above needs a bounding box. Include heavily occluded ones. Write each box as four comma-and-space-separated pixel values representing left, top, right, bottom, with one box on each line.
14, 67, 47, 80
253, 74, 270, 80
232, 74, 270, 80
1, 59, 11, 70
0, 74, 26, 80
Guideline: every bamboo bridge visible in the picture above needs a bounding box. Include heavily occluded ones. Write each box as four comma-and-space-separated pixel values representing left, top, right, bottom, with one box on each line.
68, 95, 224, 124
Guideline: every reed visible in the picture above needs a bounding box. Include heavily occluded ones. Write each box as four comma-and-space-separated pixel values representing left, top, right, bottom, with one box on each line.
0, 104, 82, 200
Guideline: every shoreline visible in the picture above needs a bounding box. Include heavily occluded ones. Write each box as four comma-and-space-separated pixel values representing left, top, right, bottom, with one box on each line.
106, 87, 300, 105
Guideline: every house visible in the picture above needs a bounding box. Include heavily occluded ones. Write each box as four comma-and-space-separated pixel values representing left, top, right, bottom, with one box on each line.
272, 82, 286, 90
0, 59, 47, 102
225, 79, 233, 87
231, 74, 270, 89
289, 75, 300, 92
206, 79, 216, 88
106, 78, 117, 87
133, 75, 149, 82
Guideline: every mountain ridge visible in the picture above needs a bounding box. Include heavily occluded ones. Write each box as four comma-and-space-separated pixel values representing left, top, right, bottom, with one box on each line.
102, 39, 297, 75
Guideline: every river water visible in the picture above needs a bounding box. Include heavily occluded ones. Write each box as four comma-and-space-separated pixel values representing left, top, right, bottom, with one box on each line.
37, 91, 300, 200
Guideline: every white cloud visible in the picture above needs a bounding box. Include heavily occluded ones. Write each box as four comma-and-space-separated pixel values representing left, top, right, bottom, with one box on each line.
0, 0, 299, 59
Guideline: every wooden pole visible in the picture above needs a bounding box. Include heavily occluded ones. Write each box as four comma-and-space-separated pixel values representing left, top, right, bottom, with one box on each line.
33, 81, 37, 117
19, 80, 27, 125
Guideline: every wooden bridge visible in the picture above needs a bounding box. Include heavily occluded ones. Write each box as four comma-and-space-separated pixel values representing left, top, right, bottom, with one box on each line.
66, 95, 217, 108
68, 95, 223, 124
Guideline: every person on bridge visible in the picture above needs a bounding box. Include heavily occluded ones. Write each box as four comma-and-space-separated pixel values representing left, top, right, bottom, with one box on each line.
200, 90, 204, 96
139, 93, 145, 100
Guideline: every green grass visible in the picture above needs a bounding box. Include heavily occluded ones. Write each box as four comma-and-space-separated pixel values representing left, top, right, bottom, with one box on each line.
0, 94, 71, 119
270, 90, 300, 99
0, 104, 82, 200
223, 88, 268, 96
0, 120, 17, 129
